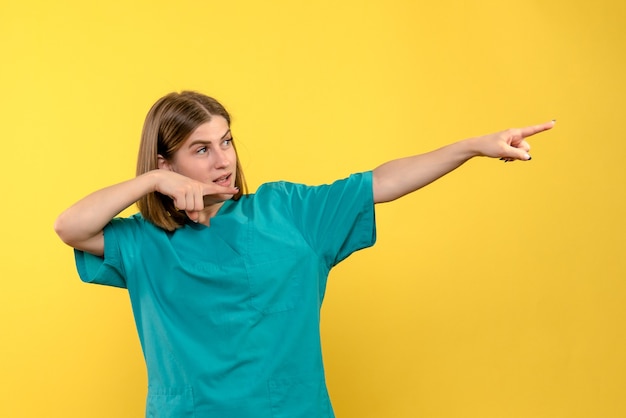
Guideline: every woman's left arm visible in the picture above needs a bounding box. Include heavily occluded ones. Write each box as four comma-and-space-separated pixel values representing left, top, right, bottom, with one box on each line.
372, 121, 555, 203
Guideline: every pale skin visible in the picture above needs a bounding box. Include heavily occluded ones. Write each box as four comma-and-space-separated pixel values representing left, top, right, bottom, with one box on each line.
54, 118, 555, 257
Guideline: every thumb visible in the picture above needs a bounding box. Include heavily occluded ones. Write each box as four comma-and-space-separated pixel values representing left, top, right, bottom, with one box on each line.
185, 210, 200, 223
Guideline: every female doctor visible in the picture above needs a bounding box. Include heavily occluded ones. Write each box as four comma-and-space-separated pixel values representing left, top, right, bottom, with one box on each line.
54, 91, 555, 417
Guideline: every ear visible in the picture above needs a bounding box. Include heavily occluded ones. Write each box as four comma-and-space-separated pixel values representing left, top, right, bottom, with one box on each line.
157, 154, 171, 171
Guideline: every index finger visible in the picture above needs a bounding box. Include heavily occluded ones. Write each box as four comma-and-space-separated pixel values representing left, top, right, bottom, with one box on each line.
520, 120, 556, 139
201, 182, 239, 196
202, 184, 239, 206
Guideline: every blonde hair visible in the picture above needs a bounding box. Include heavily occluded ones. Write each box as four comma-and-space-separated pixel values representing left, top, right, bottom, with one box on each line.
136, 91, 247, 230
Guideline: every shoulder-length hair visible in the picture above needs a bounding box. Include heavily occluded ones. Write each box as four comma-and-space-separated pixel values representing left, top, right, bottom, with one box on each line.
136, 91, 247, 231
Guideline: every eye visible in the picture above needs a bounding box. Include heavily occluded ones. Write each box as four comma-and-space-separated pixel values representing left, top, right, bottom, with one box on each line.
197, 146, 208, 155
222, 138, 233, 148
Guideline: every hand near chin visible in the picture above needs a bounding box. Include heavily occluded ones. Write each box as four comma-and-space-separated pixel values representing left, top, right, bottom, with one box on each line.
152, 170, 238, 221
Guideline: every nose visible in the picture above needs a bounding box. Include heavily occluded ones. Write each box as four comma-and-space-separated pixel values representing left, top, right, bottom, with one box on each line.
213, 147, 230, 169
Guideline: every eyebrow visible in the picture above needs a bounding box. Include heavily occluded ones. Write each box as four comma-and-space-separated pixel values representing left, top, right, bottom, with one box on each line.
187, 129, 231, 147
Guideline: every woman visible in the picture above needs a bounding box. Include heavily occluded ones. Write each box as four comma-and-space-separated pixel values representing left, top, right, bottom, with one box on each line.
55, 91, 554, 417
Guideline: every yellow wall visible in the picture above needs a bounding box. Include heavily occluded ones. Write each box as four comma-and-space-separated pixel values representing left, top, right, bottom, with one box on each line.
1, 0, 625, 417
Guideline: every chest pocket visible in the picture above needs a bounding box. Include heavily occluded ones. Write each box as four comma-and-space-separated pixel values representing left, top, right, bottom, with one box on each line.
246, 257, 302, 314
245, 223, 314, 315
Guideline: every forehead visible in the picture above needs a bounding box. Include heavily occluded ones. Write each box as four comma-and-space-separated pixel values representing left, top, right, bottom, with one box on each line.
187, 116, 230, 142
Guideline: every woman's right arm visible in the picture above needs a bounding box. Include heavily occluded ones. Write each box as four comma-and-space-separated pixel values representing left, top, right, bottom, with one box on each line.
54, 170, 238, 256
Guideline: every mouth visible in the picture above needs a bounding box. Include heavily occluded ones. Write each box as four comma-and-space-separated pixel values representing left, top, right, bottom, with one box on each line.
212, 173, 232, 187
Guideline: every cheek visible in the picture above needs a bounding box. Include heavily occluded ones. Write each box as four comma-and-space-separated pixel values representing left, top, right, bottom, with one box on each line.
228, 148, 238, 164
169, 157, 200, 177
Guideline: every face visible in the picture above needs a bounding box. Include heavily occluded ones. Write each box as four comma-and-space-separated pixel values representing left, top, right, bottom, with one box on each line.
160, 116, 237, 188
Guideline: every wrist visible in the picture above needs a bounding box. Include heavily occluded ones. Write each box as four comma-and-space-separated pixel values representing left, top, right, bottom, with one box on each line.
141, 170, 163, 194
457, 137, 482, 160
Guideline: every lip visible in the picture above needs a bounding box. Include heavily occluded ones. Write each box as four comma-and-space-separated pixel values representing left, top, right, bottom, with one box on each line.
212, 173, 232, 186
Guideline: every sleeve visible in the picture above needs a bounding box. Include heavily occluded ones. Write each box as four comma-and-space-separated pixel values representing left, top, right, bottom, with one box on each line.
73, 216, 142, 289
283, 171, 377, 267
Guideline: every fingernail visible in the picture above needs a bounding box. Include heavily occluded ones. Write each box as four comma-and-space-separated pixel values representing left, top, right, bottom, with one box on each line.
551, 119, 557, 123
526, 153, 532, 160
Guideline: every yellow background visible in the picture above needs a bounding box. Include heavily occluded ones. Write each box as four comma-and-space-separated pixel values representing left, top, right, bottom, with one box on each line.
1, 0, 625, 417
